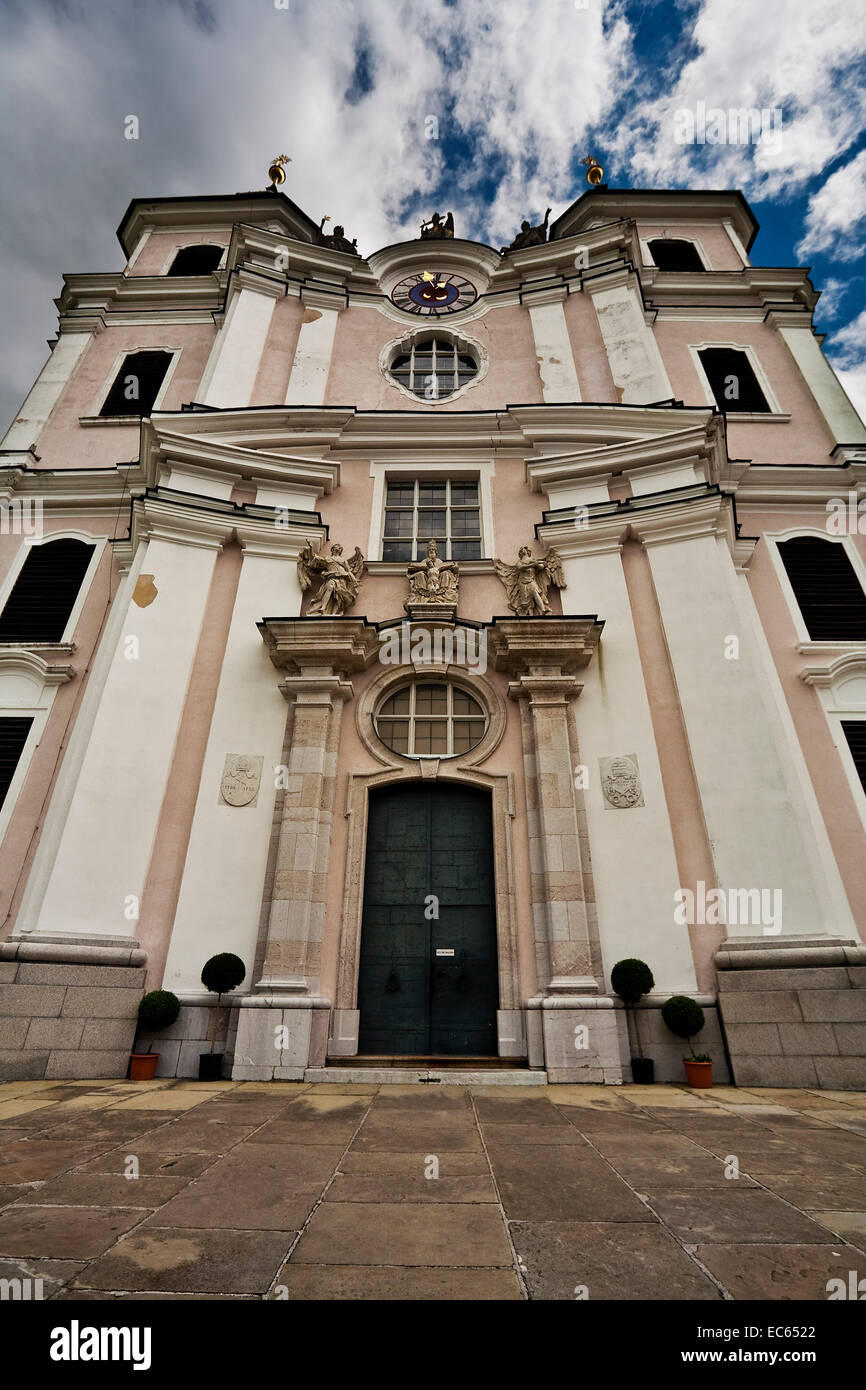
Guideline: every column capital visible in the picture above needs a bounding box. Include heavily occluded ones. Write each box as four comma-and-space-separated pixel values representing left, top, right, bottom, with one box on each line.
258, 616, 381, 679
488, 616, 603, 682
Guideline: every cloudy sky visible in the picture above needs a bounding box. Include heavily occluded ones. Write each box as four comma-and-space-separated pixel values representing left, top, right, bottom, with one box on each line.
1, 0, 864, 432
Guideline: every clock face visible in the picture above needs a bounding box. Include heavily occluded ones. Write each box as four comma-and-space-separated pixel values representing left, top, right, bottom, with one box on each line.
390, 270, 477, 316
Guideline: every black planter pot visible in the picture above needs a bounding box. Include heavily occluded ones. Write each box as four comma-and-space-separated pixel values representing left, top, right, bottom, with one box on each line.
631, 1056, 654, 1084
198, 1053, 224, 1081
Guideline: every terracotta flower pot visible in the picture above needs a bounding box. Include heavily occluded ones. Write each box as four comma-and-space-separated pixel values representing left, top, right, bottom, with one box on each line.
683, 1058, 713, 1088
129, 1052, 159, 1081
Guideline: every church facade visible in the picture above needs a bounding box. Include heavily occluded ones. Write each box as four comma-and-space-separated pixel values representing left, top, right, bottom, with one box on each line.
1, 178, 865, 1087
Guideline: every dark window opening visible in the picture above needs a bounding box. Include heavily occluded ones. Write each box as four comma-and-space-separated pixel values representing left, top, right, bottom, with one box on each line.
777, 536, 866, 641
842, 721, 866, 794
648, 238, 705, 271
699, 347, 770, 413
167, 245, 223, 276
99, 351, 173, 417
0, 717, 34, 810
0, 538, 96, 642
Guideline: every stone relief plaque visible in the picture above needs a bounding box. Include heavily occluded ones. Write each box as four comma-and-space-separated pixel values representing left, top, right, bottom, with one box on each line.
220, 754, 264, 807
600, 754, 644, 809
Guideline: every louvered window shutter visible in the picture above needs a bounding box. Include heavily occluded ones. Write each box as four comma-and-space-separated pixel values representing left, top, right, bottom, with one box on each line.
167, 246, 223, 276
698, 348, 770, 413
842, 721, 866, 794
777, 537, 866, 640
0, 539, 95, 642
100, 351, 173, 417
0, 717, 34, 809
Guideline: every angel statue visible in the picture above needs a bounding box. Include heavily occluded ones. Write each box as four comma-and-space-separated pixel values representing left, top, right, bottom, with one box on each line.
406, 538, 459, 605
298, 541, 365, 617
493, 545, 566, 617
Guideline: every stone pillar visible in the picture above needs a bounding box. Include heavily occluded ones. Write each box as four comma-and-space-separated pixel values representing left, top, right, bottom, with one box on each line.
772, 313, 866, 445
490, 618, 622, 1081
199, 270, 284, 408
1, 325, 97, 451
285, 288, 342, 406
526, 287, 581, 403
232, 618, 379, 1080
584, 266, 673, 405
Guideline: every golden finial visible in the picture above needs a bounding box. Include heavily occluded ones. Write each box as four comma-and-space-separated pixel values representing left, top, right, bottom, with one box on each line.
267, 154, 291, 188
581, 154, 604, 187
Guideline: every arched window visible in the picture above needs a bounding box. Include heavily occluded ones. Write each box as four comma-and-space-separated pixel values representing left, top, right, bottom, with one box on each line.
0, 717, 33, 810
648, 238, 705, 271
777, 536, 866, 640
375, 682, 488, 758
99, 350, 174, 417
0, 538, 96, 643
167, 245, 223, 276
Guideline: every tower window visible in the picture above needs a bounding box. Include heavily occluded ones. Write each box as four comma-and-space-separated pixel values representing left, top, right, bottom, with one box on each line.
842, 721, 866, 794
698, 348, 770, 413
167, 245, 223, 276
777, 536, 866, 641
99, 350, 174, 417
383, 478, 482, 561
0, 717, 33, 810
648, 238, 705, 271
0, 538, 96, 643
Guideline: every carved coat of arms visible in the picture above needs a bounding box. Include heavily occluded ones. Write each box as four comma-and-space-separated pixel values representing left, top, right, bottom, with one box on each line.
600, 754, 644, 809
220, 754, 263, 807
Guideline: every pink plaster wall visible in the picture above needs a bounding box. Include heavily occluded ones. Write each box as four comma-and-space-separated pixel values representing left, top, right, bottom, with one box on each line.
563, 292, 617, 403
33, 323, 217, 470
325, 303, 544, 411
638, 222, 744, 270
250, 296, 306, 406
127, 230, 230, 276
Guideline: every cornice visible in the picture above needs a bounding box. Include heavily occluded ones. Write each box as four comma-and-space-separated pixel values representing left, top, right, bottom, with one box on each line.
641, 267, 818, 313
0, 648, 75, 686
140, 420, 341, 495
524, 417, 724, 492
733, 461, 866, 507
550, 189, 757, 251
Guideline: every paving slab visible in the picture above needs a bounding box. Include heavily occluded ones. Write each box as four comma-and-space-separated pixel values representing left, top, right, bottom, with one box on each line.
75, 1149, 216, 1179
324, 1173, 497, 1203
0, 1204, 143, 1259
74, 1227, 295, 1294
0, 1140, 107, 1184
478, 1123, 588, 1147
696, 1242, 866, 1299
141, 1143, 344, 1230
12, 1172, 191, 1208
351, 1116, 483, 1152
752, 1171, 866, 1208
0, 1255, 87, 1298
339, 1149, 490, 1176
510, 1220, 721, 1300
608, 1154, 758, 1192
273, 1264, 522, 1299
648, 1190, 837, 1244
291, 1201, 513, 1267
489, 1145, 653, 1222
807, 1210, 866, 1251
472, 1096, 572, 1125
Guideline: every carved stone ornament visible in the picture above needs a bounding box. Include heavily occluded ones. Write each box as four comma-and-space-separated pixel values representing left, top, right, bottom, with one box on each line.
220, 754, 264, 807
405, 538, 459, 613
600, 754, 644, 810
493, 545, 566, 617
298, 542, 365, 617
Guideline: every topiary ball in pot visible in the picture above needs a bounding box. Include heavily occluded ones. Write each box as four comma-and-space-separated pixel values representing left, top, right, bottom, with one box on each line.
199, 953, 246, 1080
661, 994, 706, 1051
611, 958, 655, 1083
131, 989, 181, 1080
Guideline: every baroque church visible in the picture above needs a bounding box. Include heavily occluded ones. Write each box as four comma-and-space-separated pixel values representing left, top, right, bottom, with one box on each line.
1, 164, 865, 1087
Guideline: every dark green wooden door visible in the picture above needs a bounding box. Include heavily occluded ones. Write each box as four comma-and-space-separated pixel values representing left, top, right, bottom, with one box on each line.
357, 783, 498, 1056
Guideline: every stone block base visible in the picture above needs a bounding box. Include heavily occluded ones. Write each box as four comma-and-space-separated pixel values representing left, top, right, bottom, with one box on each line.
717, 938, 866, 1089
132, 1000, 240, 1079
231, 1001, 328, 1080
0, 939, 145, 1080
628, 998, 731, 1084
536, 999, 625, 1083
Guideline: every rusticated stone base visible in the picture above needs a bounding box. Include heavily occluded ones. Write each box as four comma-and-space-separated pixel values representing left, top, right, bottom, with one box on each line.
0, 938, 145, 1080
231, 999, 330, 1080
716, 938, 866, 1089
531, 997, 625, 1084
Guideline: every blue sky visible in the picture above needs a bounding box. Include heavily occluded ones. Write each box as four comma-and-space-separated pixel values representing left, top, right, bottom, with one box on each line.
0, 0, 864, 430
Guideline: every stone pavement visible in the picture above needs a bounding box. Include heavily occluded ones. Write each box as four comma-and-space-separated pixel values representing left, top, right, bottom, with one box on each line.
0, 1078, 865, 1300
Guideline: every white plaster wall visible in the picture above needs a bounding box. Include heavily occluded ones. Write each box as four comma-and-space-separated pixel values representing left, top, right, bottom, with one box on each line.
527, 301, 580, 403
644, 532, 829, 934
777, 325, 866, 444
1, 332, 91, 449
285, 308, 339, 406
202, 288, 277, 408
162, 550, 303, 991
562, 545, 697, 989
588, 281, 673, 405
33, 536, 219, 938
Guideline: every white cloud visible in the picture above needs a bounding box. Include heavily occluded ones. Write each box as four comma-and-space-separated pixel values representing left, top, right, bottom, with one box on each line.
813, 277, 850, 322
796, 151, 866, 263
832, 362, 866, 428
825, 307, 866, 368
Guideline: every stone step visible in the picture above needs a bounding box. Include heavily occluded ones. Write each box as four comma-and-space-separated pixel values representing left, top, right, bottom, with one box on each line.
304, 1067, 548, 1085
